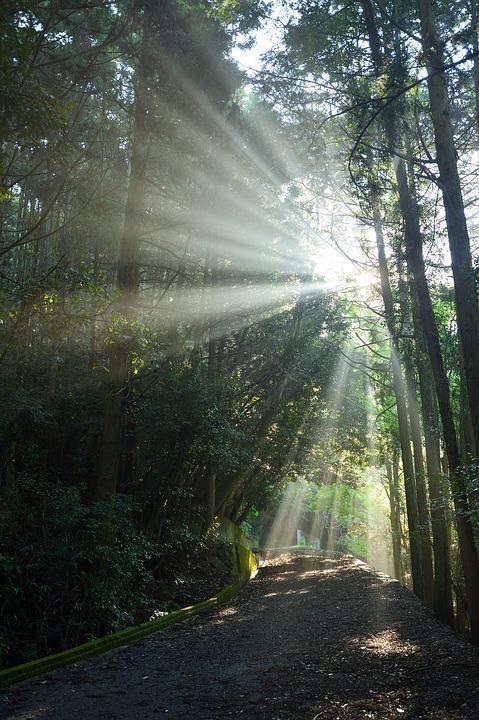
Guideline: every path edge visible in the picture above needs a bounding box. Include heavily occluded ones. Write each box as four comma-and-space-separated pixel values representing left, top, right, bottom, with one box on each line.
0, 530, 257, 690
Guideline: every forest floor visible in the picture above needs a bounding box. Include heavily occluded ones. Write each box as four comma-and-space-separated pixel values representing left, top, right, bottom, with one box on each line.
3, 553, 479, 720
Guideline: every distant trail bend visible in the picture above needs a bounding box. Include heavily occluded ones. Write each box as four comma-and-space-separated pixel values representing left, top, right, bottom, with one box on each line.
3, 553, 479, 719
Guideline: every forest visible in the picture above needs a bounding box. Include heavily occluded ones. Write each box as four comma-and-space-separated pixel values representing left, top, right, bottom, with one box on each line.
2, 0, 479, 675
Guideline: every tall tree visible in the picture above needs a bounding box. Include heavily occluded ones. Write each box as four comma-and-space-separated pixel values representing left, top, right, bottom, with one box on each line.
419, 0, 479, 457
93, 12, 152, 507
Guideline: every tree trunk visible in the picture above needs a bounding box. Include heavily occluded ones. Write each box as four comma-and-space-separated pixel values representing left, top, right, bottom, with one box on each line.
470, 0, 479, 135
386, 456, 403, 582
372, 202, 424, 599
419, 0, 479, 457
410, 281, 454, 625
361, 0, 471, 628
361, 0, 425, 596
397, 270, 434, 607
207, 466, 216, 527
460, 369, 477, 461
92, 25, 150, 508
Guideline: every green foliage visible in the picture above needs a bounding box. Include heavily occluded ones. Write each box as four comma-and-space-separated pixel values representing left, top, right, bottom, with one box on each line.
0, 477, 151, 665
0, 470, 240, 667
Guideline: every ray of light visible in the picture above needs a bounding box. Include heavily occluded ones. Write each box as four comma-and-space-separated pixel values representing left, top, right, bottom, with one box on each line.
364, 380, 394, 577
264, 482, 307, 550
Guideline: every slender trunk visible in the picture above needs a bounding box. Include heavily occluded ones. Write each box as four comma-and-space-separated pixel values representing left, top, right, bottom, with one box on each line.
166, 262, 185, 357
454, 547, 469, 636
372, 203, 423, 598
390, 348, 423, 598
362, 0, 468, 627
88, 245, 99, 370
392, 455, 405, 583
207, 466, 216, 527
410, 281, 454, 625
206, 326, 217, 527
93, 26, 150, 507
470, 0, 479, 135
403, 359, 434, 606
393, 456, 410, 572
202, 245, 221, 526
398, 265, 434, 606
206, 312, 217, 527
386, 456, 403, 582
460, 369, 476, 461
361, 0, 424, 595
419, 0, 479, 457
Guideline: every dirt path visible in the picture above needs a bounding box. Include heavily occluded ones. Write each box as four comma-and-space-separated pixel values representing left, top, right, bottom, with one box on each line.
3, 554, 479, 720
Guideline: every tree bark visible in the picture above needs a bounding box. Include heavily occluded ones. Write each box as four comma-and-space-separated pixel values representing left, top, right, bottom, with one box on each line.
460, 368, 477, 461
361, 0, 425, 596
470, 0, 479, 135
419, 0, 479, 457
92, 25, 150, 508
361, 0, 470, 630
410, 280, 454, 625
397, 268, 434, 607
372, 202, 424, 599
386, 456, 403, 582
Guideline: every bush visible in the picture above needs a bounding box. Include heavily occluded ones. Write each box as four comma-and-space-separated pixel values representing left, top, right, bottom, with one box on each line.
0, 477, 158, 667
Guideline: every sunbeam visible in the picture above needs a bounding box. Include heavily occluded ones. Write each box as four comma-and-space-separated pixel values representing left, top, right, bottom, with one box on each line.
264, 482, 307, 550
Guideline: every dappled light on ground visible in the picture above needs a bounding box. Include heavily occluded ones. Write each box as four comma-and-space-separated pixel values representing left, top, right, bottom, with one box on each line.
5, 552, 478, 720
350, 629, 419, 658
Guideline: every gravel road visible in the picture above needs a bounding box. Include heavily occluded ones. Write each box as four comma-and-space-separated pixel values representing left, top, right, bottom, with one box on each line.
3, 554, 479, 719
